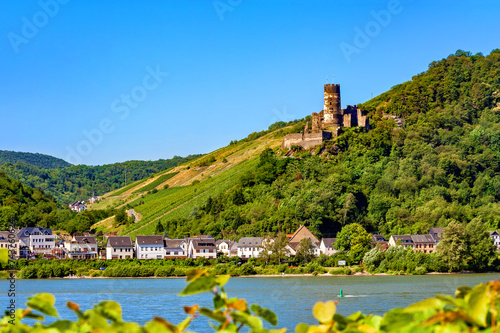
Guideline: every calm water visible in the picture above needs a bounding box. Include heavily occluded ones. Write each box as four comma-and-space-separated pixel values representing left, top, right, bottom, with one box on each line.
1, 273, 500, 331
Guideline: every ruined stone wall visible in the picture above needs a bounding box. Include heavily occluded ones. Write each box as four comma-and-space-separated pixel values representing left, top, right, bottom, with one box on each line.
311, 113, 320, 133
357, 108, 369, 129
281, 133, 304, 150
343, 113, 352, 128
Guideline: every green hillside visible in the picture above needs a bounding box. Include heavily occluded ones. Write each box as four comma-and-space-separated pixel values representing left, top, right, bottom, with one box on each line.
96, 49, 500, 240
0, 150, 71, 169
0, 170, 116, 233
0, 155, 201, 204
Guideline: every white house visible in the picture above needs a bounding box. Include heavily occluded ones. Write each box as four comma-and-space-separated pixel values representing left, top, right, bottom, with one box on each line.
17, 227, 55, 255
489, 231, 500, 250
236, 237, 263, 259
106, 236, 134, 259
187, 237, 217, 259
319, 238, 337, 256
69, 201, 87, 212
135, 235, 164, 259
216, 239, 235, 257
164, 239, 187, 258
388, 235, 414, 249
66, 236, 98, 259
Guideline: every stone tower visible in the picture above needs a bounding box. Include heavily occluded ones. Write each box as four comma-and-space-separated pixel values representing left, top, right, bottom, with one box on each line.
322, 84, 342, 128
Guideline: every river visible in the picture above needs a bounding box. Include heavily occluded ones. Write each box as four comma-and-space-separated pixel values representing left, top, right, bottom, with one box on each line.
1, 273, 500, 331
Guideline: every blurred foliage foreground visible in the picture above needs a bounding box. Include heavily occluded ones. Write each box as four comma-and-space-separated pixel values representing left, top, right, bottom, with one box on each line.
2, 268, 500, 333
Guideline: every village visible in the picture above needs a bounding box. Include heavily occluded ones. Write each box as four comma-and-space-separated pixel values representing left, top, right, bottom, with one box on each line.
2, 225, 500, 262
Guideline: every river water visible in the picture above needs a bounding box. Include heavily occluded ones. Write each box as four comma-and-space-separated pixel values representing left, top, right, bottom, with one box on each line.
1, 273, 500, 331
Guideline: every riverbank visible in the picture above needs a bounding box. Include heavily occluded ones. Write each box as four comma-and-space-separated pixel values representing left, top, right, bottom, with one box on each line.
53, 270, 499, 280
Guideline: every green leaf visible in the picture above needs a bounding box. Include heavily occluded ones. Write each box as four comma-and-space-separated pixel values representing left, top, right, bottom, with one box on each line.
177, 316, 191, 331
199, 307, 226, 323
94, 300, 123, 323
455, 286, 472, 299
186, 269, 209, 282
26, 293, 59, 318
312, 301, 336, 324
179, 275, 216, 296
231, 311, 263, 330
84, 309, 109, 329
403, 298, 443, 313
295, 323, 310, 333
48, 319, 78, 331
23, 312, 45, 321
0, 248, 9, 265
250, 304, 278, 326
213, 294, 225, 310
465, 284, 489, 326
436, 295, 466, 309
215, 275, 230, 287
144, 320, 176, 333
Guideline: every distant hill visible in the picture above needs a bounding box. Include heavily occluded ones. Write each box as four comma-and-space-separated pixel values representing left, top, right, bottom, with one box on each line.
92, 49, 500, 240
0, 150, 72, 169
0, 155, 202, 204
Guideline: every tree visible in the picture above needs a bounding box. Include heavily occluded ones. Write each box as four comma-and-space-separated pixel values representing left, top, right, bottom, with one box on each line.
465, 217, 495, 271
341, 193, 356, 226
295, 237, 316, 264
334, 223, 372, 264
259, 232, 290, 264
436, 221, 468, 272
155, 222, 165, 235
114, 210, 128, 227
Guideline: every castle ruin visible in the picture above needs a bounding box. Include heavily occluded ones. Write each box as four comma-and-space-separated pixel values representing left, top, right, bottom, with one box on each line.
281, 83, 369, 150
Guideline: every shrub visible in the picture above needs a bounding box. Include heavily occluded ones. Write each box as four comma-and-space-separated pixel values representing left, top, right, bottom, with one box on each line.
329, 267, 352, 275
239, 263, 256, 275
414, 266, 428, 275
228, 266, 240, 276
19, 266, 37, 279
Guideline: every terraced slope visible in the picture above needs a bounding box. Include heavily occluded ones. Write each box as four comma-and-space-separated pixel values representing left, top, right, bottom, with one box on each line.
90, 130, 285, 238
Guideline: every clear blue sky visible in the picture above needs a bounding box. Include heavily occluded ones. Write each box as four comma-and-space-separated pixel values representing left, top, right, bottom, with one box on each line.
1, 0, 498, 165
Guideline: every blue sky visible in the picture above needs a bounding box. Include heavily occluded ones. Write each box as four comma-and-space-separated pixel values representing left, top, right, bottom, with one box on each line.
0, 0, 498, 166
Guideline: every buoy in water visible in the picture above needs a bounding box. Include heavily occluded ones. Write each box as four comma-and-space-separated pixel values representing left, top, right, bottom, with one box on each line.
340, 289, 343, 298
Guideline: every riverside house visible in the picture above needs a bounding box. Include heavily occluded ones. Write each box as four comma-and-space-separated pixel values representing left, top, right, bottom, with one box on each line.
135, 236, 165, 259
136, 235, 165, 259
236, 237, 264, 259
286, 225, 321, 257
106, 236, 134, 259
17, 227, 55, 257
411, 234, 436, 254
216, 239, 235, 257
66, 236, 98, 259
164, 239, 187, 258
187, 237, 217, 259
388, 235, 414, 249
319, 238, 337, 256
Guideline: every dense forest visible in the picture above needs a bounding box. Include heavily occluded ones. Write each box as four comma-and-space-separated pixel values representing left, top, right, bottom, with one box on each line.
0, 154, 201, 204
0, 170, 115, 233
154, 49, 500, 239
0, 150, 71, 169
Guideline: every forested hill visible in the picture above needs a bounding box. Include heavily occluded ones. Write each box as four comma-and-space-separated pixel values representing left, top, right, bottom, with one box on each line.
0, 170, 60, 230
0, 155, 201, 204
0, 150, 71, 169
116, 49, 500, 240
